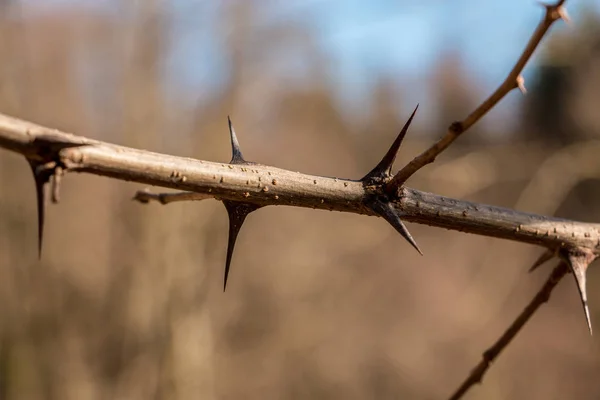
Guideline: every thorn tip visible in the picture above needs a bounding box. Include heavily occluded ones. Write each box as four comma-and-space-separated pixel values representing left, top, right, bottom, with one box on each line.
228, 116, 246, 165
222, 200, 261, 290
563, 250, 596, 335
370, 199, 422, 255
362, 105, 418, 181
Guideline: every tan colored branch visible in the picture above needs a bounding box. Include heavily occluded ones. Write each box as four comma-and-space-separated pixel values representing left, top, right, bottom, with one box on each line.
2, 112, 599, 253
389, 0, 568, 188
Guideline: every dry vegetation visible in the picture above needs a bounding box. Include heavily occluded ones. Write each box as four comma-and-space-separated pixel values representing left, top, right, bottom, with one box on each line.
1, 1, 600, 399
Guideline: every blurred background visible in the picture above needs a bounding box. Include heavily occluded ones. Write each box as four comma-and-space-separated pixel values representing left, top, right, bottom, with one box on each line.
1, 0, 600, 399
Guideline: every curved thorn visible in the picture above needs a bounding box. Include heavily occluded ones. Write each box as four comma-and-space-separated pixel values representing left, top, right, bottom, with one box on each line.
528, 249, 554, 273
563, 250, 596, 335
370, 199, 422, 255
228, 116, 246, 165
27, 160, 51, 259
362, 104, 418, 181
222, 200, 261, 291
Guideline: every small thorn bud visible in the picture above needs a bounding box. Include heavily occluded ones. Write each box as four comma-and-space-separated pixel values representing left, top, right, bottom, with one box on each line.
516, 75, 527, 94
557, 6, 570, 23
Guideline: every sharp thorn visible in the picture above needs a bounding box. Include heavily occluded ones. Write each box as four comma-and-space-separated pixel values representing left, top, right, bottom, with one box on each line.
529, 249, 554, 272
362, 104, 419, 181
563, 250, 596, 335
28, 160, 52, 259
222, 200, 262, 291
570, 262, 592, 335
370, 199, 422, 255
228, 116, 246, 165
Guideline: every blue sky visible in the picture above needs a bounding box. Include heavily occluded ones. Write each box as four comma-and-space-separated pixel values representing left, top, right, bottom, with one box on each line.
272, 0, 599, 76
21, 0, 600, 86
19, 0, 600, 128
162, 0, 600, 129
166, 0, 600, 120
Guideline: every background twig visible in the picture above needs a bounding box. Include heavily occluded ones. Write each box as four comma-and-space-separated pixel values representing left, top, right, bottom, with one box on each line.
448, 262, 569, 400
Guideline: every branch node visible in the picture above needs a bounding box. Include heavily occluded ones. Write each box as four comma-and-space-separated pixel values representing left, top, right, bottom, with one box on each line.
132, 188, 152, 204
449, 121, 464, 135
539, 1, 569, 23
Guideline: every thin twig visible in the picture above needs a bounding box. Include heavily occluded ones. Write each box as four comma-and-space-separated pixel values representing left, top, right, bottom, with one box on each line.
389, 0, 569, 189
448, 262, 569, 400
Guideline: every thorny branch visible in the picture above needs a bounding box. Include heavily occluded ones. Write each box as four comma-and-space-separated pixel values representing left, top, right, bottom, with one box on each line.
2, 112, 599, 253
0, 1, 594, 399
